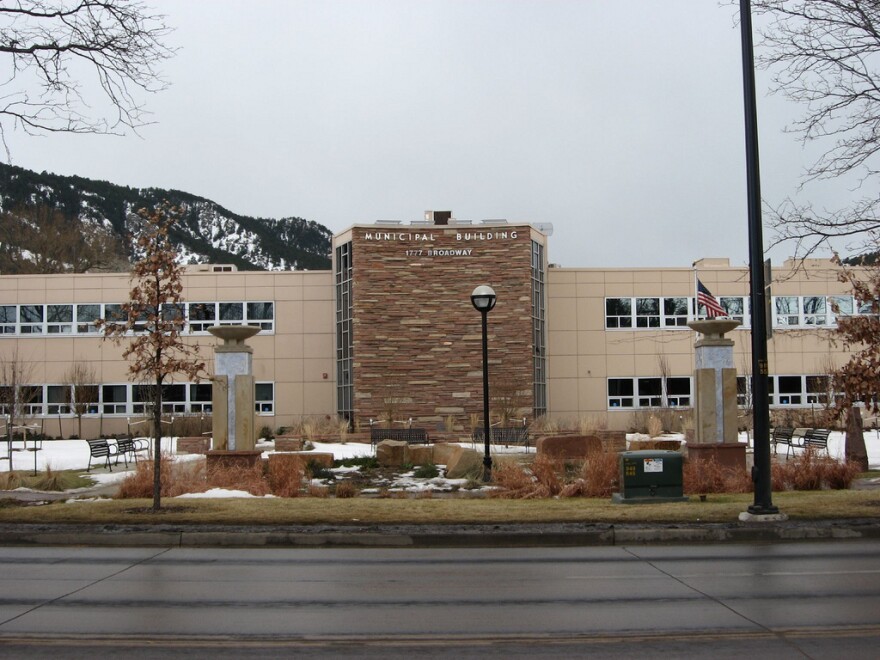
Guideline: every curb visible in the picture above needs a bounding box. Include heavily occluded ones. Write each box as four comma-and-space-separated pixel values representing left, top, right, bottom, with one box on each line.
2, 520, 880, 548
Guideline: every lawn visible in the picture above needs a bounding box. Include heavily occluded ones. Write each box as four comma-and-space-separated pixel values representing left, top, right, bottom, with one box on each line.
1, 488, 878, 526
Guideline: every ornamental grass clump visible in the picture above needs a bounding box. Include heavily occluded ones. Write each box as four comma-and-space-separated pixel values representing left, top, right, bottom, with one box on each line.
683, 457, 752, 495
771, 449, 862, 491
117, 457, 209, 498
267, 456, 305, 498
560, 451, 619, 498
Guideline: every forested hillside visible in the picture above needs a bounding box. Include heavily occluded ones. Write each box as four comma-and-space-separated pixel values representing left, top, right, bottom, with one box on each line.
0, 163, 332, 273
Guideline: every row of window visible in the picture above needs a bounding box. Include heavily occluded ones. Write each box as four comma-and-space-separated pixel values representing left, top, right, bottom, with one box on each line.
607, 375, 832, 410
0, 382, 275, 417
605, 295, 871, 330
0, 302, 275, 336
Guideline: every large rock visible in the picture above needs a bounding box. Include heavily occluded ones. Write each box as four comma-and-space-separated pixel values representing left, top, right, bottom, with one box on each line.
536, 434, 602, 460
432, 442, 459, 466
445, 445, 484, 479
408, 445, 434, 466
376, 440, 409, 467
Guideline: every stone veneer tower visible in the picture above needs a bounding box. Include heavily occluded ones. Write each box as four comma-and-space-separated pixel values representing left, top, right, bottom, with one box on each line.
332, 213, 549, 430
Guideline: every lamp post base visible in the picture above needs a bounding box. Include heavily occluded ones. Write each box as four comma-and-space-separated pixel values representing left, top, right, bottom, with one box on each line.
740, 509, 788, 522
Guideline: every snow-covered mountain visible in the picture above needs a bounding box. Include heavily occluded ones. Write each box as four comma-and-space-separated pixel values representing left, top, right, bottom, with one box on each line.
0, 163, 332, 273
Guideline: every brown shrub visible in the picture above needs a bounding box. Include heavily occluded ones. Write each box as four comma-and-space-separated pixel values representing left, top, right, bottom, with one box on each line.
531, 455, 562, 496
772, 449, 862, 491
581, 451, 619, 497
206, 461, 269, 496
267, 456, 305, 498
491, 460, 535, 496
307, 483, 329, 498
117, 457, 207, 498
334, 481, 359, 498
416, 489, 434, 499
683, 457, 727, 495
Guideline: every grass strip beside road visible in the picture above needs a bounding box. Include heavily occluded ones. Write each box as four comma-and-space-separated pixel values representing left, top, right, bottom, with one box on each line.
0, 490, 878, 525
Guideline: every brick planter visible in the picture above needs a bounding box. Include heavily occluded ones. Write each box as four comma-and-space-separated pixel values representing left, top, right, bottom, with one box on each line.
177, 436, 210, 454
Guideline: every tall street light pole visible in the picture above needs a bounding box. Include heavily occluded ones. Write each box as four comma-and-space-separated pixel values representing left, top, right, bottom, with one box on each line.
739, 0, 779, 515
471, 285, 497, 482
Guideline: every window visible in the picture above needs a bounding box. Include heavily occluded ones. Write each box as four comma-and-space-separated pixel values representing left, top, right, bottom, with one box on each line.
19, 305, 43, 334
777, 376, 803, 405
247, 302, 274, 331
20, 385, 43, 415
46, 305, 73, 333
802, 296, 827, 325
607, 379, 634, 407
103, 304, 126, 331
774, 297, 799, 326
736, 377, 750, 407
218, 302, 244, 325
102, 385, 127, 414
806, 375, 830, 404
666, 377, 691, 406
161, 303, 185, 324
663, 297, 689, 327
605, 298, 632, 328
47, 385, 70, 414
635, 298, 660, 328
637, 377, 662, 406
255, 382, 274, 414
720, 296, 748, 326
188, 303, 216, 332
0, 305, 15, 333
190, 383, 213, 413
608, 377, 692, 409
160, 384, 187, 413
76, 304, 101, 333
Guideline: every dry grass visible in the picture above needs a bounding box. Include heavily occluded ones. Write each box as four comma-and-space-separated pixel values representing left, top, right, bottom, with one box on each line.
559, 451, 619, 498
683, 457, 752, 495
267, 456, 305, 498
771, 450, 862, 491
334, 481, 359, 498
117, 458, 210, 498
3, 489, 879, 525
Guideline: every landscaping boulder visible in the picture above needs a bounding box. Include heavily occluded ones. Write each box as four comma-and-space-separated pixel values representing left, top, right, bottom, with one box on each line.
408, 445, 434, 466
445, 445, 483, 479
431, 442, 459, 467
536, 434, 602, 460
376, 439, 409, 467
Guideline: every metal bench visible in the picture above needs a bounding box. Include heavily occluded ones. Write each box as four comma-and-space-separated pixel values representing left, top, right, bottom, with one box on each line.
771, 427, 794, 455
803, 428, 831, 455
370, 427, 429, 448
86, 438, 119, 471
115, 437, 150, 466
472, 427, 531, 447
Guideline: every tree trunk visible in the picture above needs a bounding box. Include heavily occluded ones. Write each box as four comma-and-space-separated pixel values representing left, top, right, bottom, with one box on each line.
845, 405, 869, 472
152, 381, 163, 511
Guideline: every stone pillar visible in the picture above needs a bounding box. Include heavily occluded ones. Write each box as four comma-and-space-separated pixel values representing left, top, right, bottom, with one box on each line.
207, 325, 260, 451
686, 319, 746, 471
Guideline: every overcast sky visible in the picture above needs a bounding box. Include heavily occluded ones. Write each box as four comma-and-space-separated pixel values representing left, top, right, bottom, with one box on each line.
4, 0, 862, 268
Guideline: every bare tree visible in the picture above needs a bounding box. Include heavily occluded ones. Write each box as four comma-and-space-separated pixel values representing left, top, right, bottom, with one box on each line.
0, 346, 37, 436
99, 204, 204, 511
748, 1, 880, 259
0, 0, 174, 153
63, 360, 98, 439
0, 204, 126, 273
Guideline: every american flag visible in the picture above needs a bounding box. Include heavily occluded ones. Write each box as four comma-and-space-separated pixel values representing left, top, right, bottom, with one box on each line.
697, 279, 726, 318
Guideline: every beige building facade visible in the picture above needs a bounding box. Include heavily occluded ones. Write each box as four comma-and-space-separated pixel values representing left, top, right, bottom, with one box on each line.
0, 217, 860, 437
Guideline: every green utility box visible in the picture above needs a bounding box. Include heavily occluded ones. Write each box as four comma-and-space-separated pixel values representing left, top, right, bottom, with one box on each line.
611, 450, 689, 504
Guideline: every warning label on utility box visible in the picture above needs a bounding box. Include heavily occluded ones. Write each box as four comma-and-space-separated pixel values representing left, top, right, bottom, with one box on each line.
643, 458, 663, 473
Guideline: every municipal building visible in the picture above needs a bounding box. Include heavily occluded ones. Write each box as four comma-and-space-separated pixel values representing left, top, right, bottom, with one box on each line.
0, 211, 860, 437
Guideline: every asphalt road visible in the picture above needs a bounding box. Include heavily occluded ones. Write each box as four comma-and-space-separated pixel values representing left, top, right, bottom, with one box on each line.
0, 541, 878, 658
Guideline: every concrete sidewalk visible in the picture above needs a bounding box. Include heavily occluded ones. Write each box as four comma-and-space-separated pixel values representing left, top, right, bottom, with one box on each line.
1, 518, 880, 548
